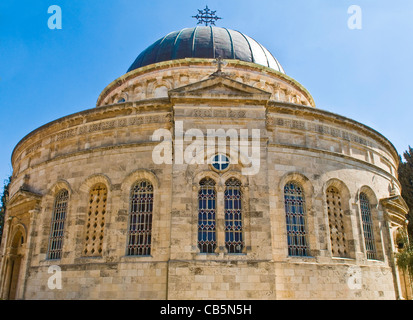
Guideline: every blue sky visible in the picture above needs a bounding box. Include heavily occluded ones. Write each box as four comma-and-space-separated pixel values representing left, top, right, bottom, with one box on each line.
1, 0, 413, 194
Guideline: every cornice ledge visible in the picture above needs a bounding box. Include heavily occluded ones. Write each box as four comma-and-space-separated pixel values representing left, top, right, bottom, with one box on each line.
380, 195, 409, 226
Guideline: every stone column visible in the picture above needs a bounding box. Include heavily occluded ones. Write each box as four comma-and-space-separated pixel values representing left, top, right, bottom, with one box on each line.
216, 183, 225, 254
0, 217, 14, 298
21, 208, 40, 299
380, 194, 410, 300
1, 255, 12, 299
386, 221, 403, 299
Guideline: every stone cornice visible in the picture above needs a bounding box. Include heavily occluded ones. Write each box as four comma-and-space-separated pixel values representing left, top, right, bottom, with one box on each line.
11, 99, 172, 164
268, 142, 401, 190
267, 101, 399, 164
7, 188, 43, 208
380, 195, 409, 226
169, 74, 272, 105
11, 99, 399, 173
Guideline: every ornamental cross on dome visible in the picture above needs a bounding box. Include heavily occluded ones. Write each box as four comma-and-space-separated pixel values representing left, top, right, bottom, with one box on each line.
192, 6, 222, 26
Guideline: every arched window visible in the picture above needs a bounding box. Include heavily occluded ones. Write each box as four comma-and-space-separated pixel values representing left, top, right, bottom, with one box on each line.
83, 184, 107, 257
326, 187, 348, 257
127, 180, 153, 256
284, 182, 309, 257
359, 192, 377, 260
47, 189, 69, 260
198, 178, 217, 253
225, 178, 244, 254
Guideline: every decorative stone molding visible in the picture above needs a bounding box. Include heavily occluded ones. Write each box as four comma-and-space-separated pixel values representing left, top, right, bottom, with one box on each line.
380, 195, 409, 227
121, 169, 160, 192
96, 59, 315, 108
78, 174, 113, 194
266, 115, 373, 147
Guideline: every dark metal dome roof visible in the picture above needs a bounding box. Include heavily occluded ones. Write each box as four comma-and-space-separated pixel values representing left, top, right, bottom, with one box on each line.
127, 26, 285, 74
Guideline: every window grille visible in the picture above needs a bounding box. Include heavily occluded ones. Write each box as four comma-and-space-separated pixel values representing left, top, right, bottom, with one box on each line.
225, 178, 244, 253
326, 187, 348, 257
47, 189, 69, 260
127, 180, 153, 256
198, 178, 217, 253
359, 192, 377, 260
284, 182, 309, 257
83, 184, 107, 257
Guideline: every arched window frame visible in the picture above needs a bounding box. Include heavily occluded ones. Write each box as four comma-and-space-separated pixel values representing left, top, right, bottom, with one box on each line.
197, 177, 217, 254
192, 170, 250, 257
126, 180, 154, 256
283, 181, 310, 257
82, 183, 108, 257
47, 189, 69, 260
326, 186, 349, 258
8, 223, 27, 254
224, 178, 244, 254
359, 192, 378, 260
323, 179, 355, 259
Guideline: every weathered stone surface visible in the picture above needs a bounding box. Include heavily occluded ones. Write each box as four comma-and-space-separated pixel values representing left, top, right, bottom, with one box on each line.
0, 60, 410, 300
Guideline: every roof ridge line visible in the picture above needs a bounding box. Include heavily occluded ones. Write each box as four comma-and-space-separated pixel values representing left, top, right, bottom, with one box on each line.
172, 29, 185, 59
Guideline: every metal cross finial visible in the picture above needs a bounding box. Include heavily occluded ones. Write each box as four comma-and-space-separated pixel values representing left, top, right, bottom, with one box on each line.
214, 56, 225, 72
212, 56, 227, 75
192, 6, 222, 26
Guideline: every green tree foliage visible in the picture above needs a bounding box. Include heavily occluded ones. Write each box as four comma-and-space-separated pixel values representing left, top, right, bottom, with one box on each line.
0, 177, 11, 246
398, 146, 413, 241
395, 230, 413, 290
396, 243, 413, 278
398, 147, 413, 290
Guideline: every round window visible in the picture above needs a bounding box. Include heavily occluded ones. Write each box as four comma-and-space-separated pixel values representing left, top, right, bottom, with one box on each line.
211, 154, 230, 172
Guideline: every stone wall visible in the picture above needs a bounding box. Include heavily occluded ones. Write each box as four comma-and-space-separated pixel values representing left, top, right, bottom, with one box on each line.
1, 63, 408, 300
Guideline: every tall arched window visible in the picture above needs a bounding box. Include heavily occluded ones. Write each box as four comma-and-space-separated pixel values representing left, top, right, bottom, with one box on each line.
198, 178, 217, 253
83, 184, 107, 257
326, 187, 348, 258
127, 180, 154, 256
359, 192, 377, 260
225, 178, 244, 254
284, 182, 309, 257
47, 189, 69, 260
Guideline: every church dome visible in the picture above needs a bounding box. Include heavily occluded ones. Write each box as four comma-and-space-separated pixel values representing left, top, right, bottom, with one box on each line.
127, 26, 285, 74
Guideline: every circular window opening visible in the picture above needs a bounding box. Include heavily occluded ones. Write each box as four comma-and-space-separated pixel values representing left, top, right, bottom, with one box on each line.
211, 154, 230, 172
